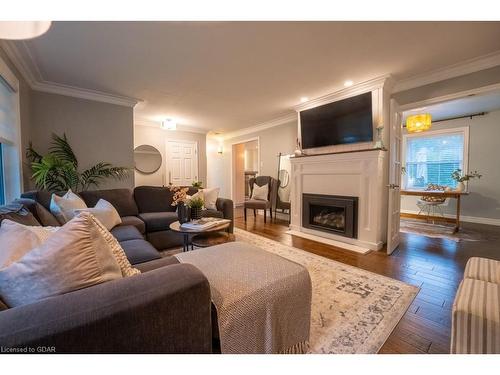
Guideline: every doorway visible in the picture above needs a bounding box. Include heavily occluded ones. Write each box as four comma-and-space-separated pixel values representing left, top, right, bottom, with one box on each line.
231, 138, 259, 206
388, 85, 500, 252
165, 140, 199, 186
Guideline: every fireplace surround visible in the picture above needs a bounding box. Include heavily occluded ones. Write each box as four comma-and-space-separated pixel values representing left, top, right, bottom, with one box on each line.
302, 194, 358, 239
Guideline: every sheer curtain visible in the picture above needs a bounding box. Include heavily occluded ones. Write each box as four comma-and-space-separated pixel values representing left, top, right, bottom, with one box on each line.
0, 67, 22, 203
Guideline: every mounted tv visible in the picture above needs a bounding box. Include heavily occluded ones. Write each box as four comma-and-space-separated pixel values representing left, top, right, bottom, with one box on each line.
300, 92, 373, 149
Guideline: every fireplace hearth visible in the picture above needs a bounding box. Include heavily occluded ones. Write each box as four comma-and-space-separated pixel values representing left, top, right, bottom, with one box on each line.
302, 194, 358, 239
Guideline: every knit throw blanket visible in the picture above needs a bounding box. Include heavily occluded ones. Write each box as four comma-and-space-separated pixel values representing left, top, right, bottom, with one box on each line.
175, 242, 312, 354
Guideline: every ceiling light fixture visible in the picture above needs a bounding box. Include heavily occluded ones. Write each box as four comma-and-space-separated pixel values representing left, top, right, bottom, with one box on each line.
161, 118, 177, 131
0, 21, 52, 40
344, 80, 354, 87
300, 97, 309, 103
406, 113, 432, 133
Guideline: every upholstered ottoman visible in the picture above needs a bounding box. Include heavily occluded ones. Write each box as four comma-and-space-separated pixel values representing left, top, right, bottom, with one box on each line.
464, 257, 500, 284
451, 278, 500, 353
175, 242, 312, 354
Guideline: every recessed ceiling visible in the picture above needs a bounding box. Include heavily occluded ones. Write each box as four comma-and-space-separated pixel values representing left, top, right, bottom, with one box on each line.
403, 89, 500, 122
10, 21, 500, 132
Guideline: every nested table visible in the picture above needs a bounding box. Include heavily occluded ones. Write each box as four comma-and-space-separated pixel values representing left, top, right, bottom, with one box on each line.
169, 220, 231, 251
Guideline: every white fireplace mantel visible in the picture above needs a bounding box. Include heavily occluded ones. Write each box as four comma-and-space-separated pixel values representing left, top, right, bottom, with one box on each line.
289, 150, 388, 253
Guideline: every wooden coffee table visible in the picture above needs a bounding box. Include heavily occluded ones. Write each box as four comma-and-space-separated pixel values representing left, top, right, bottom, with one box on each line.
169, 220, 231, 252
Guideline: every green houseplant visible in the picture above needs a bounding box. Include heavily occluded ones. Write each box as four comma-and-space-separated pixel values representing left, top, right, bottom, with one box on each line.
187, 196, 204, 220
451, 169, 482, 192
26, 133, 130, 192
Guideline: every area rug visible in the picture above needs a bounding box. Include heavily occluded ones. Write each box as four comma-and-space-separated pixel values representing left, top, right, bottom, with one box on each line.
234, 228, 419, 354
400, 218, 483, 242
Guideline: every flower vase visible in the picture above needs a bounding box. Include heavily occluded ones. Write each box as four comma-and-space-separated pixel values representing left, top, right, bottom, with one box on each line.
455, 182, 465, 192
177, 202, 191, 223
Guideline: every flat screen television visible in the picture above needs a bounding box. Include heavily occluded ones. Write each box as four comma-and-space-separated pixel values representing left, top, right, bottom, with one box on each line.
300, 92, 373, 149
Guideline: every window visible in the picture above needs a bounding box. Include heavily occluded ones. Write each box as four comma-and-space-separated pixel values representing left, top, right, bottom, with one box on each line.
0, 143, 4, 205
403, 127, 469, 190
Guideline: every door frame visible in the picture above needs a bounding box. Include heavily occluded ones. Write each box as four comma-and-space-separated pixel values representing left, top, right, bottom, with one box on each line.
165, 139, 199, 186
229, 136, 260, 204
388, 82, 500, 253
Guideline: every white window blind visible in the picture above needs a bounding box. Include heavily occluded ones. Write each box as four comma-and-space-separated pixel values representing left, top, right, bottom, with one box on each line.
404, 130, 466, 190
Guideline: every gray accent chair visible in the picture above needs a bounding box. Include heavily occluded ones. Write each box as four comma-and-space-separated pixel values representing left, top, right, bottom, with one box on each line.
244, 176, 278, 223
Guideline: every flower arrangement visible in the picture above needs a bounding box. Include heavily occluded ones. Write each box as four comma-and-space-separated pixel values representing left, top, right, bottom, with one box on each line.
451, 169, 482, 183
168, 185, 190, 206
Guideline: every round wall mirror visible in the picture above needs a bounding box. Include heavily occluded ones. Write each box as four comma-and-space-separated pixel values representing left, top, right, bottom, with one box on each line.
134, 145, 162, 174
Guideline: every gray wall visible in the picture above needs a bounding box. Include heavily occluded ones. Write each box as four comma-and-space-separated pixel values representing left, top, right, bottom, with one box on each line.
133, 124, 207, 187
207, 119, 297, 199
401, 109, 500, 222
29, 91, 134, 190
393, 66, 500, 106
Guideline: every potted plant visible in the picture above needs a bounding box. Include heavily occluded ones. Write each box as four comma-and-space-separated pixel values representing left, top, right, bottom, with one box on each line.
192, 180, 203, 188
26, 133, 129, 192
188, 196, 204, 220
451, 169, 482, 192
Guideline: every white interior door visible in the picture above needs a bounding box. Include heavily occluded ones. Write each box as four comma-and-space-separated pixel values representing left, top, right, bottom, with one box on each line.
166, 140, 198, 186
387, 99, 402, 255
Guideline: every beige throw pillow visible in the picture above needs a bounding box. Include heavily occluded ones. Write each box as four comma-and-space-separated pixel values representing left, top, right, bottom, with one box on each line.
50, 189, 87, 224
0, 220, 42, 268
251, 183, 268, 201
84, 213, 140, 277
0, 212, 122, 307
73, 199, 122, 230
201, 187, 219, 210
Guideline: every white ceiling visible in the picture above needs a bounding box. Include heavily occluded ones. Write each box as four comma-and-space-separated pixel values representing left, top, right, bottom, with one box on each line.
11, 21, 500, 132
403, 89, 500, 122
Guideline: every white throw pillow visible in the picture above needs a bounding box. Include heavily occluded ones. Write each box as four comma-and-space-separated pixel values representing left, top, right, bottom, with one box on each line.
73, 199, 122, 230
50, 189, 87, 224
251, 183, 268, 201
83, 212, 140, 278
201, 188, 219, 210
0, 220, 42, 268
0, 212, 123, 308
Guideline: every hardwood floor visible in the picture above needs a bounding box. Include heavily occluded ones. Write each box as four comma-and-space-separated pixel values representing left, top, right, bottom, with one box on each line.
234, 207, 500, 354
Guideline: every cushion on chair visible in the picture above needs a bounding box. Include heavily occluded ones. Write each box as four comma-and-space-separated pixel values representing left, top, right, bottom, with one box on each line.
119, 239, 162, 265
451, 278, 500, 354
79, 189, 139, 217
138, 212, 178, 233
464, 257, 500, 284
110, 225, 144, 242
119, 216, 146, 234
244, 199, 271, 209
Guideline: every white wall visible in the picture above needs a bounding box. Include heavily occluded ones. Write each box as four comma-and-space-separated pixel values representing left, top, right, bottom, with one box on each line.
401, 109, 500, 224
134, 124, 207, 187
207, 119, 297, 200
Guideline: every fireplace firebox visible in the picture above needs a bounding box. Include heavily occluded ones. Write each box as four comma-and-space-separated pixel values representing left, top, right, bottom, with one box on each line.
302, 193, 358, 239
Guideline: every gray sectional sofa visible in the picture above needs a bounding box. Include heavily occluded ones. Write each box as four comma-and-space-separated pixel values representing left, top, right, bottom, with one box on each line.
0, 186, 234, 353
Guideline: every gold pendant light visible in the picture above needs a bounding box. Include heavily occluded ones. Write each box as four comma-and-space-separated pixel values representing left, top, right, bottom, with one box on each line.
406, 113, 432, 133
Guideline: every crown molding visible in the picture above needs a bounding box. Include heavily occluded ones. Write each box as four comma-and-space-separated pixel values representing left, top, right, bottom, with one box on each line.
1, 40, 140, 107
393, 49, 500, 93
222, 112, 297, 140
134, 118, 208, 134
294, 74, 393, 112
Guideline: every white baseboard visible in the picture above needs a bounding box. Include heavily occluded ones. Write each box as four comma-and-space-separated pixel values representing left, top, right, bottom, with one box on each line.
401, 209, 500, 227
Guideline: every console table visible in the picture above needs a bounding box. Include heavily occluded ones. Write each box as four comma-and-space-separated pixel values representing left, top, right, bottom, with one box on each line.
400, 190, 469, 232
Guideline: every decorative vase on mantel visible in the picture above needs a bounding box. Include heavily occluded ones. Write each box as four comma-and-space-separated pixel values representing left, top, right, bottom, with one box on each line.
177, 202, 191, 223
